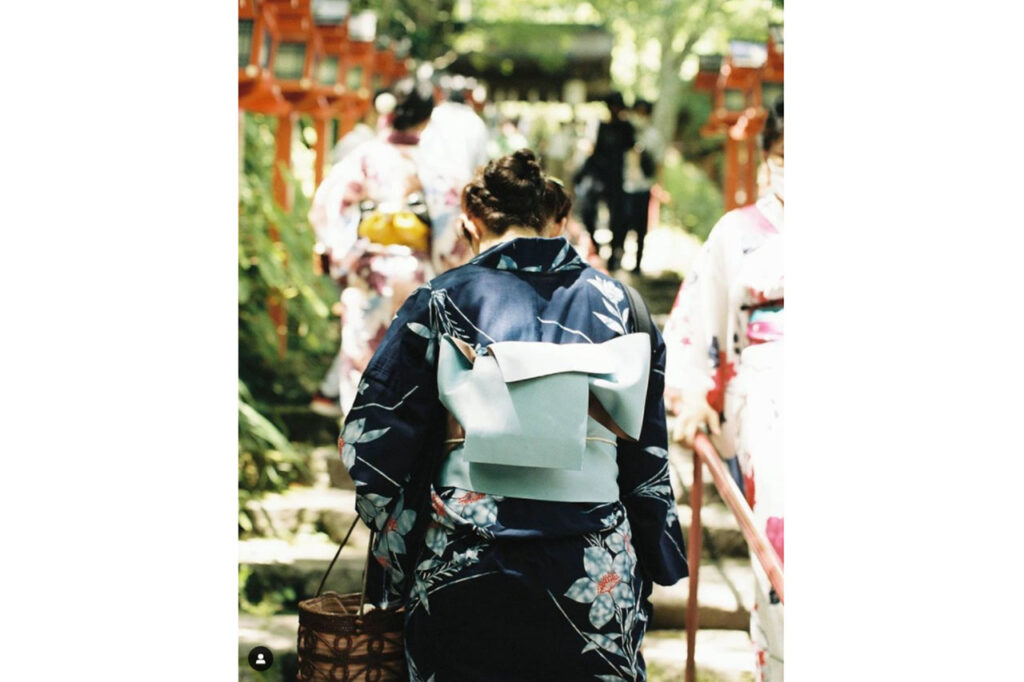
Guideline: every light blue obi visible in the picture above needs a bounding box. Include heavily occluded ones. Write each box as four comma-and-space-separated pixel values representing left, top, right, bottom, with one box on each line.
436, 333, 651, 502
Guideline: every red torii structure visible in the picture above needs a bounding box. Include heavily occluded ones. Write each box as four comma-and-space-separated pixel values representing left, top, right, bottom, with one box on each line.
695, 26, 784, 211
238, 0, 407, 355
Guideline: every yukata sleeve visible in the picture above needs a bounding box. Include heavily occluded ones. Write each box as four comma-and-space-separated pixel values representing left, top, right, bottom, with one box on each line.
617, 326, 688, 586
663, 217, 731, 412
340, 284, 442, 540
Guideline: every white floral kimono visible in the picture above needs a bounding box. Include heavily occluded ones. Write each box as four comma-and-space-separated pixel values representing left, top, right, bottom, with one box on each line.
663, 193, 784, 681
309, 132, 470, 413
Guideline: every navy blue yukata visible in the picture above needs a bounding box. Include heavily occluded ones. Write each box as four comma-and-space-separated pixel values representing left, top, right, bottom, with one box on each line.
341, 237, 688, 681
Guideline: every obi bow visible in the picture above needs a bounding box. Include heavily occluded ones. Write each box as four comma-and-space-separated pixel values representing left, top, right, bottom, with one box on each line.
437, 333, 651, 472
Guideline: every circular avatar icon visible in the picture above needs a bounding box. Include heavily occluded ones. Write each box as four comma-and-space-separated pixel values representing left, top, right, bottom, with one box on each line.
248, 645, 274, 671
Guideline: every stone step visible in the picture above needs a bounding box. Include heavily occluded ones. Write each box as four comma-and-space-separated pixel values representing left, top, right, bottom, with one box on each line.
239, 533, 370, 605
238, 615, 756, 682
241, 486, 358, 540
650, 557, 753, 631
643, 628, 757, 682
677, 501, 748, 559
306, 444, 352, 490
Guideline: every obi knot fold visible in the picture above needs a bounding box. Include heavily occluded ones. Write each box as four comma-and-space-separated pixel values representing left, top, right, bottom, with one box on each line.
436, 333, 651, 502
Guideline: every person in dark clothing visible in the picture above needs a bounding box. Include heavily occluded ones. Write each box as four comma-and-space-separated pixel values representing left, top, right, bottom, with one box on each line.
574, 92, 635, 271
622, 98, 664, 274
342, 149, 687, 681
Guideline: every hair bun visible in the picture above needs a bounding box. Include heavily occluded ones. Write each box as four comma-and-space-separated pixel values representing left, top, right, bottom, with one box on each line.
462, 149, 549, 234
483, 148, 544, 199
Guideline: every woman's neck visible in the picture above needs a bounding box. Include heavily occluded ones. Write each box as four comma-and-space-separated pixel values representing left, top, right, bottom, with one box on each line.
477, 225, 542, 253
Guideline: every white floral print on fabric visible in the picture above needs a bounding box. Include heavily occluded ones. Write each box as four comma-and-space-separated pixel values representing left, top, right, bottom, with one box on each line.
378, 499, 417, 557
587, 276, 631, 335
355, 492, 393, 532
410, 541, 485, 615
446, 490, 500, 526
339, 417, 391, 470
406, 320, 438, 364
565, 546, 636, 628
549, 525, 647, 679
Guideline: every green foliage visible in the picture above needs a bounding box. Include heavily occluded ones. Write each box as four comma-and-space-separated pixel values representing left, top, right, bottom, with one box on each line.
238, 380, 311, 534
659, 152, 724, 243
238, 113, 339, 526
238, 564, 300, 616
350, 0, 458, 61
239, 113, 338, 405
453, 22, 594, 73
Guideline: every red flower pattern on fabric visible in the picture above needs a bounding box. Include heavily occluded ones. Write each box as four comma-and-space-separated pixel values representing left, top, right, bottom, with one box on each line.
431, 491, 447, 518
706, 351, 736, 413
596, 572, 621, 595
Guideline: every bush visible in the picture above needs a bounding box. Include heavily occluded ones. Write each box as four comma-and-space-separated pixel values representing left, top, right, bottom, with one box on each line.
658, 149, 724, 243
238, 113, 339, 530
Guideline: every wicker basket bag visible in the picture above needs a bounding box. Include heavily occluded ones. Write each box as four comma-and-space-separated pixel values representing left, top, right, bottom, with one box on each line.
297, 518, 408, 681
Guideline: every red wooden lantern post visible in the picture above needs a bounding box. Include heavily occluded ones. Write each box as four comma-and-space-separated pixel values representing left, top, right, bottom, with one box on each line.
309, 2, 351, 186
762, 24, 784, 117
239, 0, 292, 357
239, 0, 289, 118
697, 32, 783, 211
262, 0, 321, 216
335, 10, 377, 143
704, 43, 765, 211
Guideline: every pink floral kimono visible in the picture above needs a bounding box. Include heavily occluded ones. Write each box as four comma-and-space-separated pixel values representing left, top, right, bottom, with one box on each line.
663, 193, 784, 681
310, 131, 470, 414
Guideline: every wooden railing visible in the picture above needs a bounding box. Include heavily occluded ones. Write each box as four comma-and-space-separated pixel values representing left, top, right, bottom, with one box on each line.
685, 431, 784, 682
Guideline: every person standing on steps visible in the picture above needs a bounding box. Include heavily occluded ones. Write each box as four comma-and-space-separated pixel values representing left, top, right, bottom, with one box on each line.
663, 95, 785, 682
314, 78, 466, 418
622, 98, 664, 274
308, 89, 396, 418
574, 92, 635, 271
341, 149, 687, 681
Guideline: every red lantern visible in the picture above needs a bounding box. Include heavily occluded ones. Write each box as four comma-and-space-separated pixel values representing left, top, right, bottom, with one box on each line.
238, 0, 289, 115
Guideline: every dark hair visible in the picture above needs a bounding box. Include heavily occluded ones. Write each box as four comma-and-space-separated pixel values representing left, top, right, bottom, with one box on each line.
462, 149, 547, 235
541, 177, 572, 225
762, 94, 783, 152
604, 91, 625, 110
391, 78, 435, 131
633, 98, 653, 116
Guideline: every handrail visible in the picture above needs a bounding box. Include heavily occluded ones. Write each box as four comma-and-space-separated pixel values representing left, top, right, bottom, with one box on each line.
684, 431, 784, 682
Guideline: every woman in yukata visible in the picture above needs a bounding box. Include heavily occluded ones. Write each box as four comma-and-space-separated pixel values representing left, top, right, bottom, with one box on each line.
314, 77, 469, 415
663, 95, 784, 681
341, 149, 687, 681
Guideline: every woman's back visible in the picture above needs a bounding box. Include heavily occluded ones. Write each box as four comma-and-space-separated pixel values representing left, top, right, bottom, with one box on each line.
344, 236, 686, 681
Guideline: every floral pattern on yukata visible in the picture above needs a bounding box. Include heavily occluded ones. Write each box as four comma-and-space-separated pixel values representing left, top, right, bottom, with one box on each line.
340, 237, 687, 680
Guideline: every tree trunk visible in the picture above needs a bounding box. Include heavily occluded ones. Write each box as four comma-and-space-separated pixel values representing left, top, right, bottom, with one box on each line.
650, 0, 716, 146
652, 44, 686, 146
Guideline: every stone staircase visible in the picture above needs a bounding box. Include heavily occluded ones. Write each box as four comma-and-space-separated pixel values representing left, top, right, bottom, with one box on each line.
239, 440, 758, 681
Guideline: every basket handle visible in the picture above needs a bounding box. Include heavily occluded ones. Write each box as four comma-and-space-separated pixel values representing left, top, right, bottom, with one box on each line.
315, 516, 377, 618
315, 516, 360, 597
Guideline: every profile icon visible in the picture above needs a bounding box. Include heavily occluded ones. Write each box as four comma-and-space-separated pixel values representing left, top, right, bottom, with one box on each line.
248, 646, 274, 670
